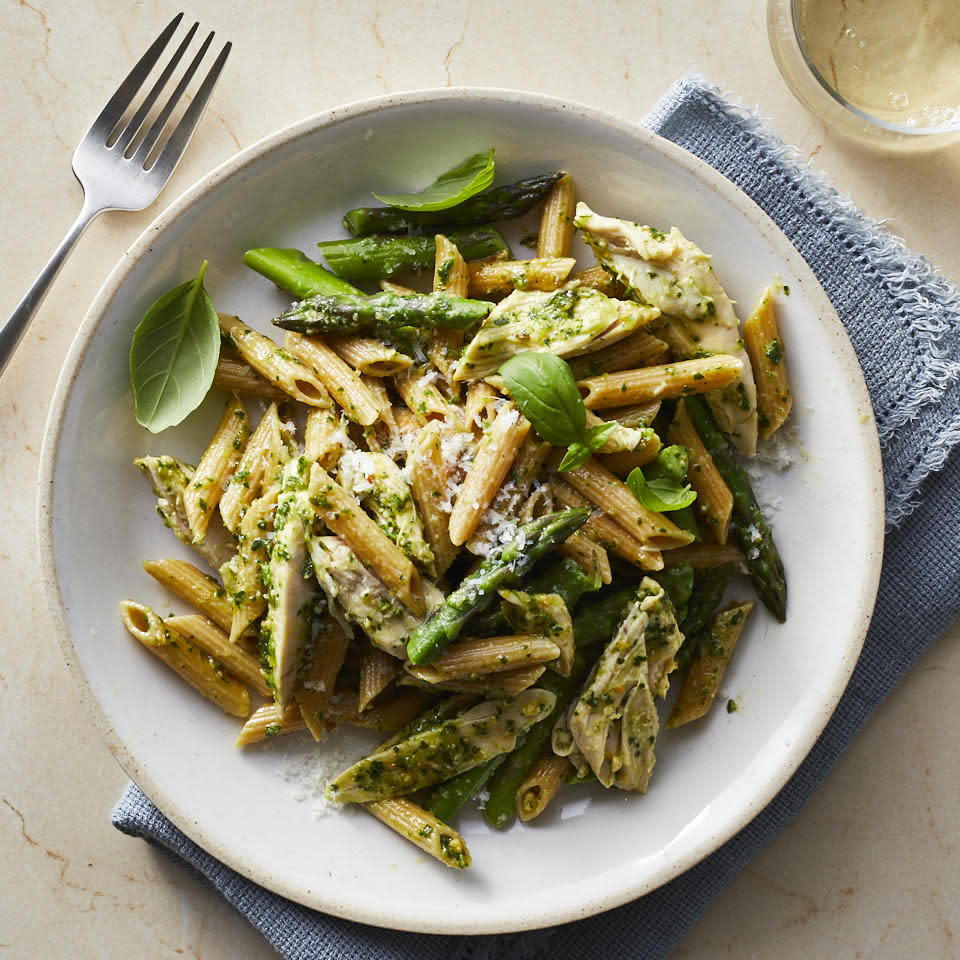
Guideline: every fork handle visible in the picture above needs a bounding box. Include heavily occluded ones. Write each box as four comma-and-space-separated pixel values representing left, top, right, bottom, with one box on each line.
0, 201, 101, 377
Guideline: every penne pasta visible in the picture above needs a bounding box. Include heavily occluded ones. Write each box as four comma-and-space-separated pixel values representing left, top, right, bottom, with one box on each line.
304, 408, 349, 471
537, 173, 576, 259
219, 403, 284, 533
364, 797, 471, 869
219, 313, 332, 407
142, 557, 235, 636
398, 664, 546, 697
212, 352, 290, 402
282, 331, 383, 426
429, 235, 469, 399
567, 331, 671, 380
468, 257, 576, 298
668, 402, 734, 544
235, 701, 305, 746
667, 601, 755, 728
295, 619, 351, 740
567, 264, 624, 297
578, 355, 743, 409
449, 402, 531, 546
183, 393, 248, 542
408, 421, 459, 577
601, 400, 662, 428
662, 542, 745, 570
405, 634, 561, 683
556, 532, 612, 585
120, 601, 250, 718
516, 751, 574, 821
743, 287, 792, 441
359, 643, 402, 712
598, 444, 663, 477
326, 334, 413, 377
395, 366, 462, 426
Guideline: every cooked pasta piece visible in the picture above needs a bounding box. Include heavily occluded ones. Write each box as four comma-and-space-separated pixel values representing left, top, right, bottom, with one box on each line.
567, 331, 670, 380
517, 751, 573, 821
282, 331, 383, 426
407, 421, 459, 577
601, 400, 662, 428
219, 403, 285, 533
449, 402, 531, 546
667, 601, 755, 727
295, 619, 351, 740
304, 408, 351, 471
395, 366, 461, 426
463, 380, 500, 435
429, 234, 469, 398
359, 643, 402, 712
164, 613, 271, 698
668, 402, 734, 544
212, 352, 290, 401
743, 287, 792, 441
398, 664, 546, 697
661, 542, 744, 570
120, 601, 250, 718
578, 355, 743, 409
405, 634, 561, 684
537, 173, 576, 259
219, 313, 332, 407
182, 394, 248, 542
142, 558, 235, 635
556, 532, 612, 585
235, 701, 305, 746
307, 464, 425, 615
467, 257, 576, 297
348, 688, 434, 732
500, 589, 575, 677
326, 335, 413, 377
549, 453, 693, 551
567, 264, 624, 296
364, 798, 471, 869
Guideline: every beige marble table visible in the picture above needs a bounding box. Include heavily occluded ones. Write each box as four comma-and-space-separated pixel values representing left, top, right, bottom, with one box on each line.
3, 2, 959, 957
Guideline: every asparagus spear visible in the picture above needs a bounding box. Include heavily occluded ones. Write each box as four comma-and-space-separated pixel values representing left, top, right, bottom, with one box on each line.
342, 173, 563, 236
675, 562, 735, 670
571, 586, 637, 650
317, 227, 512, 282
424, 755, 507, 823
273, 291, 492, 340
243, 247, 361, 299
682, 397, 787, 621
483, 655, 588, 829
405, 508, 590, 665
651, 561, 695, 625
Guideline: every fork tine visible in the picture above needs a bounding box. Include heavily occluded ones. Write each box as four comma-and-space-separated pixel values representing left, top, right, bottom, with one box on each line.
88, 12, 184, 144
148, 41, 232, 178
132, 30, 215, 166
112, 21, 199, 155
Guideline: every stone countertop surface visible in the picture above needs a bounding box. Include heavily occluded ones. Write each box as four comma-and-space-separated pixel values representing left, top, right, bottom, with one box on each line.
3, 2, 959, 957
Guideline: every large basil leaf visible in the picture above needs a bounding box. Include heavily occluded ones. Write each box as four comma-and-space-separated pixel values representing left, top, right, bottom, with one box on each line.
557, 421, 618, 472
129, 261, 220, 433
626, 467, 698, 512
499, 351, 585, 446
373, 149, 495, 212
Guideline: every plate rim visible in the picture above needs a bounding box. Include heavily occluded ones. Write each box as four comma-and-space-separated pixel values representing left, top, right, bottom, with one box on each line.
36, 84, 885, 933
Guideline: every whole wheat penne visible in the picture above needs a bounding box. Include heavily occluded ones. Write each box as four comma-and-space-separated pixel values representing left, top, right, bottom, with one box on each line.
392, 406, 419, 440
219, 403, 284, 533
662, 542, 745, 570
668, 402, 734, 544
395, 366, 462, 426
667, 601, 755, 728
308, 463, 424, 614
743, 287, 792, 441
552, 480, 664, 570
359, 643, 402, 712
517, 751, 574, 821
601, 401, 662, 428
235, 701, 304, 746
183, 394, 248, 542
398, 664, 545, 697
295, 619, 351, 740
304, 408, 349, 471
568, 264, 624, 297
212, 353, 290, 401
408, 421, 458, 577
556, 532, 612, 584
326, 334, 413, 377
578, 355, 743, 409
429, 235, 469, 399
164, 613, 271, 698
538, 173, 576, 258
364, 798, 471, 868
468, 257, 576, 297
599, 444, 663, 477
219, 314, 332, 407
449, 402, 531, 546
348, 688, 434, 732
406, 635, 561, 683
549, 452, 693, 551
282, 331, 382, 426
142, 558, 234, 634
567, 331, 671, 380
120, 601, 250, 718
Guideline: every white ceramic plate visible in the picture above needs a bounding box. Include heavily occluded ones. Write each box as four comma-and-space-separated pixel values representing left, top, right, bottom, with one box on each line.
38, 88, 884, 934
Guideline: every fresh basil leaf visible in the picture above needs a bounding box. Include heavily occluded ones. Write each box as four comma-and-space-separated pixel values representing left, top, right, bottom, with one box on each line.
557, 440, 592, 472
626, 468, 698, 512
582, 421, 618, 452
373, 149, 496, 212
129, 261, 220, 433
499, 351, 585, 446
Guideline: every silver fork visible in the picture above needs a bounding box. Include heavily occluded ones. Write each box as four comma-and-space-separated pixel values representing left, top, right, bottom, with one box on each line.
0, 13, 231, 376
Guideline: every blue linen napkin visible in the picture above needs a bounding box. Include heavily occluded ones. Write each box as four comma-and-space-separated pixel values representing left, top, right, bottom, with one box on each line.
112, 75, 960, 959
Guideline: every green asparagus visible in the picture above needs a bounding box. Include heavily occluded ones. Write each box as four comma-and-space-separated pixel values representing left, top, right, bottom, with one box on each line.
317, 227, 512, 282
571, 586, 637, 650
273, 291, 492, 341
243, 247, 360, 299
341, 173, 563, 236
675, 562, 735, 671
683, 396, 787, 621
651, 561, 695, 625
424, 755, 507, 823
405, 508, 590, 665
